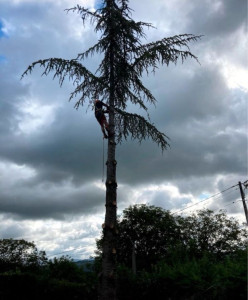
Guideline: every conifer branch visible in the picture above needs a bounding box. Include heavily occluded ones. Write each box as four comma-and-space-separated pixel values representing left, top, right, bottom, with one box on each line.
133, 34, 202, 74
118, 89, 148, 111
115, 108, 170, 151
65, 5, 101, 24
22, 58, 94, 84
21, 58, 103, 108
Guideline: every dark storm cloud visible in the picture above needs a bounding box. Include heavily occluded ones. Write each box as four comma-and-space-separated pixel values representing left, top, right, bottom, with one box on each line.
0, 0, 247, 225
0, 98, 104, 184
149, 65, 229, 126
186, 0, 247, 36
116, 64, 247, 187
0, 180, 104, 219
0, 0, 106, 220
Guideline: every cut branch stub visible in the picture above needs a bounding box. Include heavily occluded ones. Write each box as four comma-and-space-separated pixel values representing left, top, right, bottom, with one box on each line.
106, 181, 118, 188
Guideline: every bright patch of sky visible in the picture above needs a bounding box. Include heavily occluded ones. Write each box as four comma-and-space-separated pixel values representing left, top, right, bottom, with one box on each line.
0, 55, 7, 63
94, 0, 105, 9
0, 18, 14, 38
0, 20, 6, 38
222, 64, 248, 91
1, 214, 104, 259
17, 100, 57, 135
199, 193, 211, 200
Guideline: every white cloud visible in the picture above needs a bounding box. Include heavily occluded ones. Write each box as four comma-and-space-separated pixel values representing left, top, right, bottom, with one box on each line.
118, 183, 195, 212
17, 100, 57, 134
222, 64, 248, 91
0, 18, 15, 37
0, 214, 103, 259
0, 161, 36, 185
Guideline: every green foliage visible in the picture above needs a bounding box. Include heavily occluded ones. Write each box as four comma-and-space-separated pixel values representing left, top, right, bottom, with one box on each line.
22, 0, 201, 150
116, 251, 247, 300
0, 210, 247, 300
0, 271, 98, 300
96, 205, 247, 269
118, 204, 180, 270
176, 209, 247, 259
0, 239, 47, 272
0, 251, 97, 300
47, 256, 83, 282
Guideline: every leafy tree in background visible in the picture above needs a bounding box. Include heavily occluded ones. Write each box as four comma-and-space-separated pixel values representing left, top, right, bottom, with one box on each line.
177, 209, 247, 259
96, 204, 181, 270
0, 239, 47, 272
96, 205, 247, 271
22, 0, 200, 298
0, 246, 97, 300
48, 256, 82, 282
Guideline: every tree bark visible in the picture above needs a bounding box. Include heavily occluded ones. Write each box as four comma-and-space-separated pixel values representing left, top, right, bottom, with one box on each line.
100, 118, 117, 300
100, 105, 117, 300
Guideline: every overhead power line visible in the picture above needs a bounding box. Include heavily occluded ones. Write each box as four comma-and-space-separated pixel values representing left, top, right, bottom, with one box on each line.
220, 199, 242, 209
172, 183, 239, 215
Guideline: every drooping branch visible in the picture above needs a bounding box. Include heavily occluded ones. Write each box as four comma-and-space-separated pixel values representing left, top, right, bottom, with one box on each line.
21, 58, 104, 108
22, 58, 94, 84
133, 34, 202, 74
115, 108, 170, 151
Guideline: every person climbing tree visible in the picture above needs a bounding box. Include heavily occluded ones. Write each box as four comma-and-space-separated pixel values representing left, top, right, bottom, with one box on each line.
94, 99, 110, 139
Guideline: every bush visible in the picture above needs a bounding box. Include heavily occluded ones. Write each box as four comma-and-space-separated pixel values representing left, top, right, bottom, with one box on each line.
116, 251, 247, 300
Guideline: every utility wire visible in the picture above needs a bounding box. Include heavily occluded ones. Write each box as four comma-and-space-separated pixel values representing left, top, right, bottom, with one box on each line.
198, 188, 239, 212
172, 183, 239, 215
220, 199, 242, 209
205, 187, 238, 203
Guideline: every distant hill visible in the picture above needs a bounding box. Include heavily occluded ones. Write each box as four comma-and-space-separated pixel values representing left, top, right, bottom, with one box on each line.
73, 259, 94, 272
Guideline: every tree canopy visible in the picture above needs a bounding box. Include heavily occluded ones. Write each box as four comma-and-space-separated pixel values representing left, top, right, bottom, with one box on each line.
177, 209, 247, 259
0, 239, 47, 272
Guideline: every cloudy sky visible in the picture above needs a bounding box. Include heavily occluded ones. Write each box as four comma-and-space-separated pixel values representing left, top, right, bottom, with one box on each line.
0, 0, 247, 259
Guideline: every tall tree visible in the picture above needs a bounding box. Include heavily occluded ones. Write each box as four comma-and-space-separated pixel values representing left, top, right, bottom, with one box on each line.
177, 209, 248, 259
22, 1, 200, 299
96, 204, 181, 271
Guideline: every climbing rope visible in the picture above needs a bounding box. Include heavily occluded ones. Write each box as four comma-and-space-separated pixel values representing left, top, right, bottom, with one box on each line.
102, 137, 105, 183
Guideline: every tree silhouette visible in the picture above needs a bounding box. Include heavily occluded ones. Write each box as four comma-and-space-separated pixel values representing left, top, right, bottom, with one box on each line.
22, 1, 201, 299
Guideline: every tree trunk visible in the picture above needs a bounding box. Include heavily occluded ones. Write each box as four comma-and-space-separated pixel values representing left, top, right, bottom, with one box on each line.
100, 119, 117, 300
100, 3, 117, 297
100, 109, 117, 300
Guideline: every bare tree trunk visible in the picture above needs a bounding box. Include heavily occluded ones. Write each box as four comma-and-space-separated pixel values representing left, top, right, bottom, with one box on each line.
100, 112, 117, 300
100, 128, 117, 300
